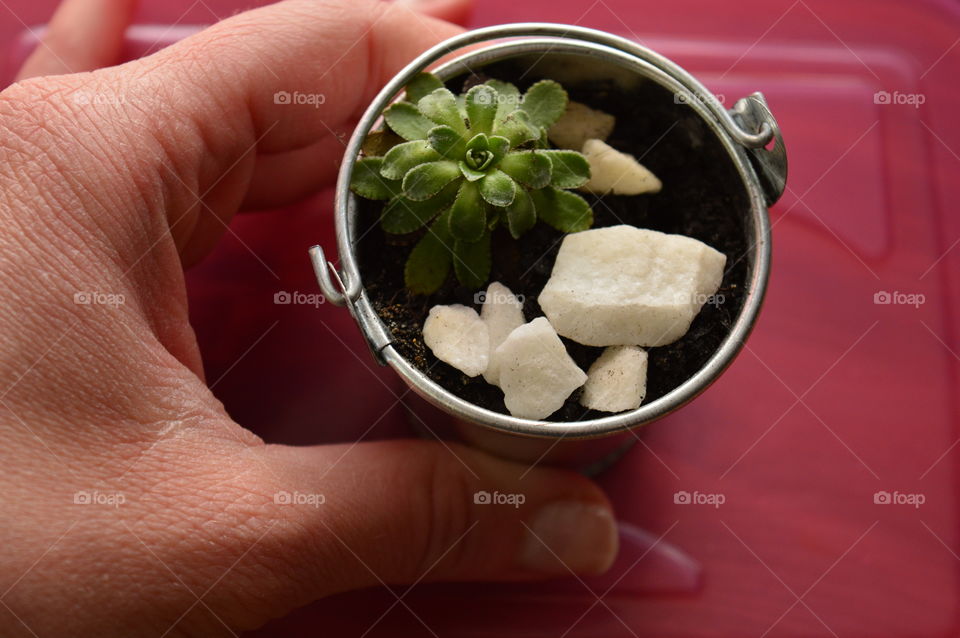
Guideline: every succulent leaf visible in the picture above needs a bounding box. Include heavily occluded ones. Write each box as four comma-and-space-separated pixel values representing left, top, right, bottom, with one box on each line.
465, 85, 498, 136
530, 187, 593, 233
505, 187, 536, 239
484, 79, 522, 125
361, 129, 404, 157
540, 150, 591, 188
350, 157, 400, 200
381, 140, 441, 180
405, 72, 445, 104
405, 210, 453, 294
427, 125, 466, 158
458, 161, 487, 182
453, 230, 492, 290
418, 88, 468, 134
519, 80, 568, 129
402, 160, 461, 201
500, 150, 552, 189
465, 132, 489, 152
384, 102, 435, 141
448, 181, 487, 242
487, 135, 511, 165
381, 181, 459, 234
478, 170, 517, 208
493, 109, 540, 148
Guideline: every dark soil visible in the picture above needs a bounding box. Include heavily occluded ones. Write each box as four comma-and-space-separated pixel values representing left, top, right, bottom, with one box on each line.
355, 61, 751, 422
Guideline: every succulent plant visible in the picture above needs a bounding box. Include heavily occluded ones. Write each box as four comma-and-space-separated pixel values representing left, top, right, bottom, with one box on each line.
350, 72, 593, 294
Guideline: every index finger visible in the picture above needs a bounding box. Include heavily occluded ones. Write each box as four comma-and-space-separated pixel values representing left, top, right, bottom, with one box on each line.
142, 0, 468, 155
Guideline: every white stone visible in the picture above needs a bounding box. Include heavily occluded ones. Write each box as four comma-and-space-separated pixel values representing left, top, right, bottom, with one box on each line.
548, 101, 616, 151
496, 317, 587, 420
581, 346, 648, 412
479, 282, 525, 386
538, 225, 726, 347
579, 138, 662, 195
422, 304, 489, 377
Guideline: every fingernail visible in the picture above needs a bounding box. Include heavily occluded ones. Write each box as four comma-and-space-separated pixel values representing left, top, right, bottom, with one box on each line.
520, 502, 619, 575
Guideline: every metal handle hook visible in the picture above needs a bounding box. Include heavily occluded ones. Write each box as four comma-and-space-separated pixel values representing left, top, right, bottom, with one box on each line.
730, 93, 788, 205
308, 245, 348, 307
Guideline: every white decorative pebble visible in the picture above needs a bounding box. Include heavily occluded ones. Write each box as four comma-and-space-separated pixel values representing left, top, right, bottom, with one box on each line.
581, 346, 648, 412
548, 101, 616, 151
422, 304, 489, 377
496, 317, 587, 420
579, 138, 662, 195
538, 225, 727, 347
479, 282, 525, 386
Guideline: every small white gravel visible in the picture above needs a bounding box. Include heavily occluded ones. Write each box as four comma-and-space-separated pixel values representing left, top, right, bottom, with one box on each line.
479, 282, 525, 386
539, 224, 727, 347
547, 101, 616, 151
580, 346, 648, 412
579, 138, 662, 195
422, 304, 489, 377
496, 317, 587, 420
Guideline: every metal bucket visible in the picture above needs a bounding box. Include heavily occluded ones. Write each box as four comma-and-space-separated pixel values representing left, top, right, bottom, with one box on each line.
309, 23, 787, 472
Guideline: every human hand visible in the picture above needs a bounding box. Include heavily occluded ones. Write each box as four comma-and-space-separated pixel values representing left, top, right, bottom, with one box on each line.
0, 0, 618, 635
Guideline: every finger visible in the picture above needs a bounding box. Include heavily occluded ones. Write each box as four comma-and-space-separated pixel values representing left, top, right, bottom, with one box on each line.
395, 0, 474, 25
212, 440, 618, 629
17, 0, 137, 80
240, 124, 352, 211
67, 0, 470, 263
145, 0, 466, 156
239, 0, 473, 209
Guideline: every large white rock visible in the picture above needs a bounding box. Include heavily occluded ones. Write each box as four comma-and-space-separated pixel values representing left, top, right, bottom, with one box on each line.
538, 225, 726, 347
580, 138, 662, 195
496, 317, 587, 420
423, 304, 489, 377
548, 101, 616, 151
480, 282, 525, 386
581, 346, 648, 412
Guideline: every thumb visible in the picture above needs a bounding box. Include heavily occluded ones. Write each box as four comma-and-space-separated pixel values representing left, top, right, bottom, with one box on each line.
16, 0, 137, 80
394, 0, 474, 25
214, 440, 618, 629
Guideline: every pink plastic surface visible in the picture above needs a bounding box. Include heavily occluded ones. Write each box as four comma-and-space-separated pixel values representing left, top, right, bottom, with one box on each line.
3, 0, 960, 636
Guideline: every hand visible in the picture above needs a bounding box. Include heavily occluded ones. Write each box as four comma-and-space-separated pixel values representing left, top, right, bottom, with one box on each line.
0, 0, 618, 636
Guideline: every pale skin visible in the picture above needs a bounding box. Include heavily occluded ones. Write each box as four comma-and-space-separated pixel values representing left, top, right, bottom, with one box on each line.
0, 0, 618, 635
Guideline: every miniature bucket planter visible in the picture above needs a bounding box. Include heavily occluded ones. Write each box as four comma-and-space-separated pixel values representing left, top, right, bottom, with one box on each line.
309, 23, 787, 471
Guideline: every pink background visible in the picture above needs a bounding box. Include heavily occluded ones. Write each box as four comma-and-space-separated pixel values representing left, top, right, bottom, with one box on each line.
3, 0, 960, 635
